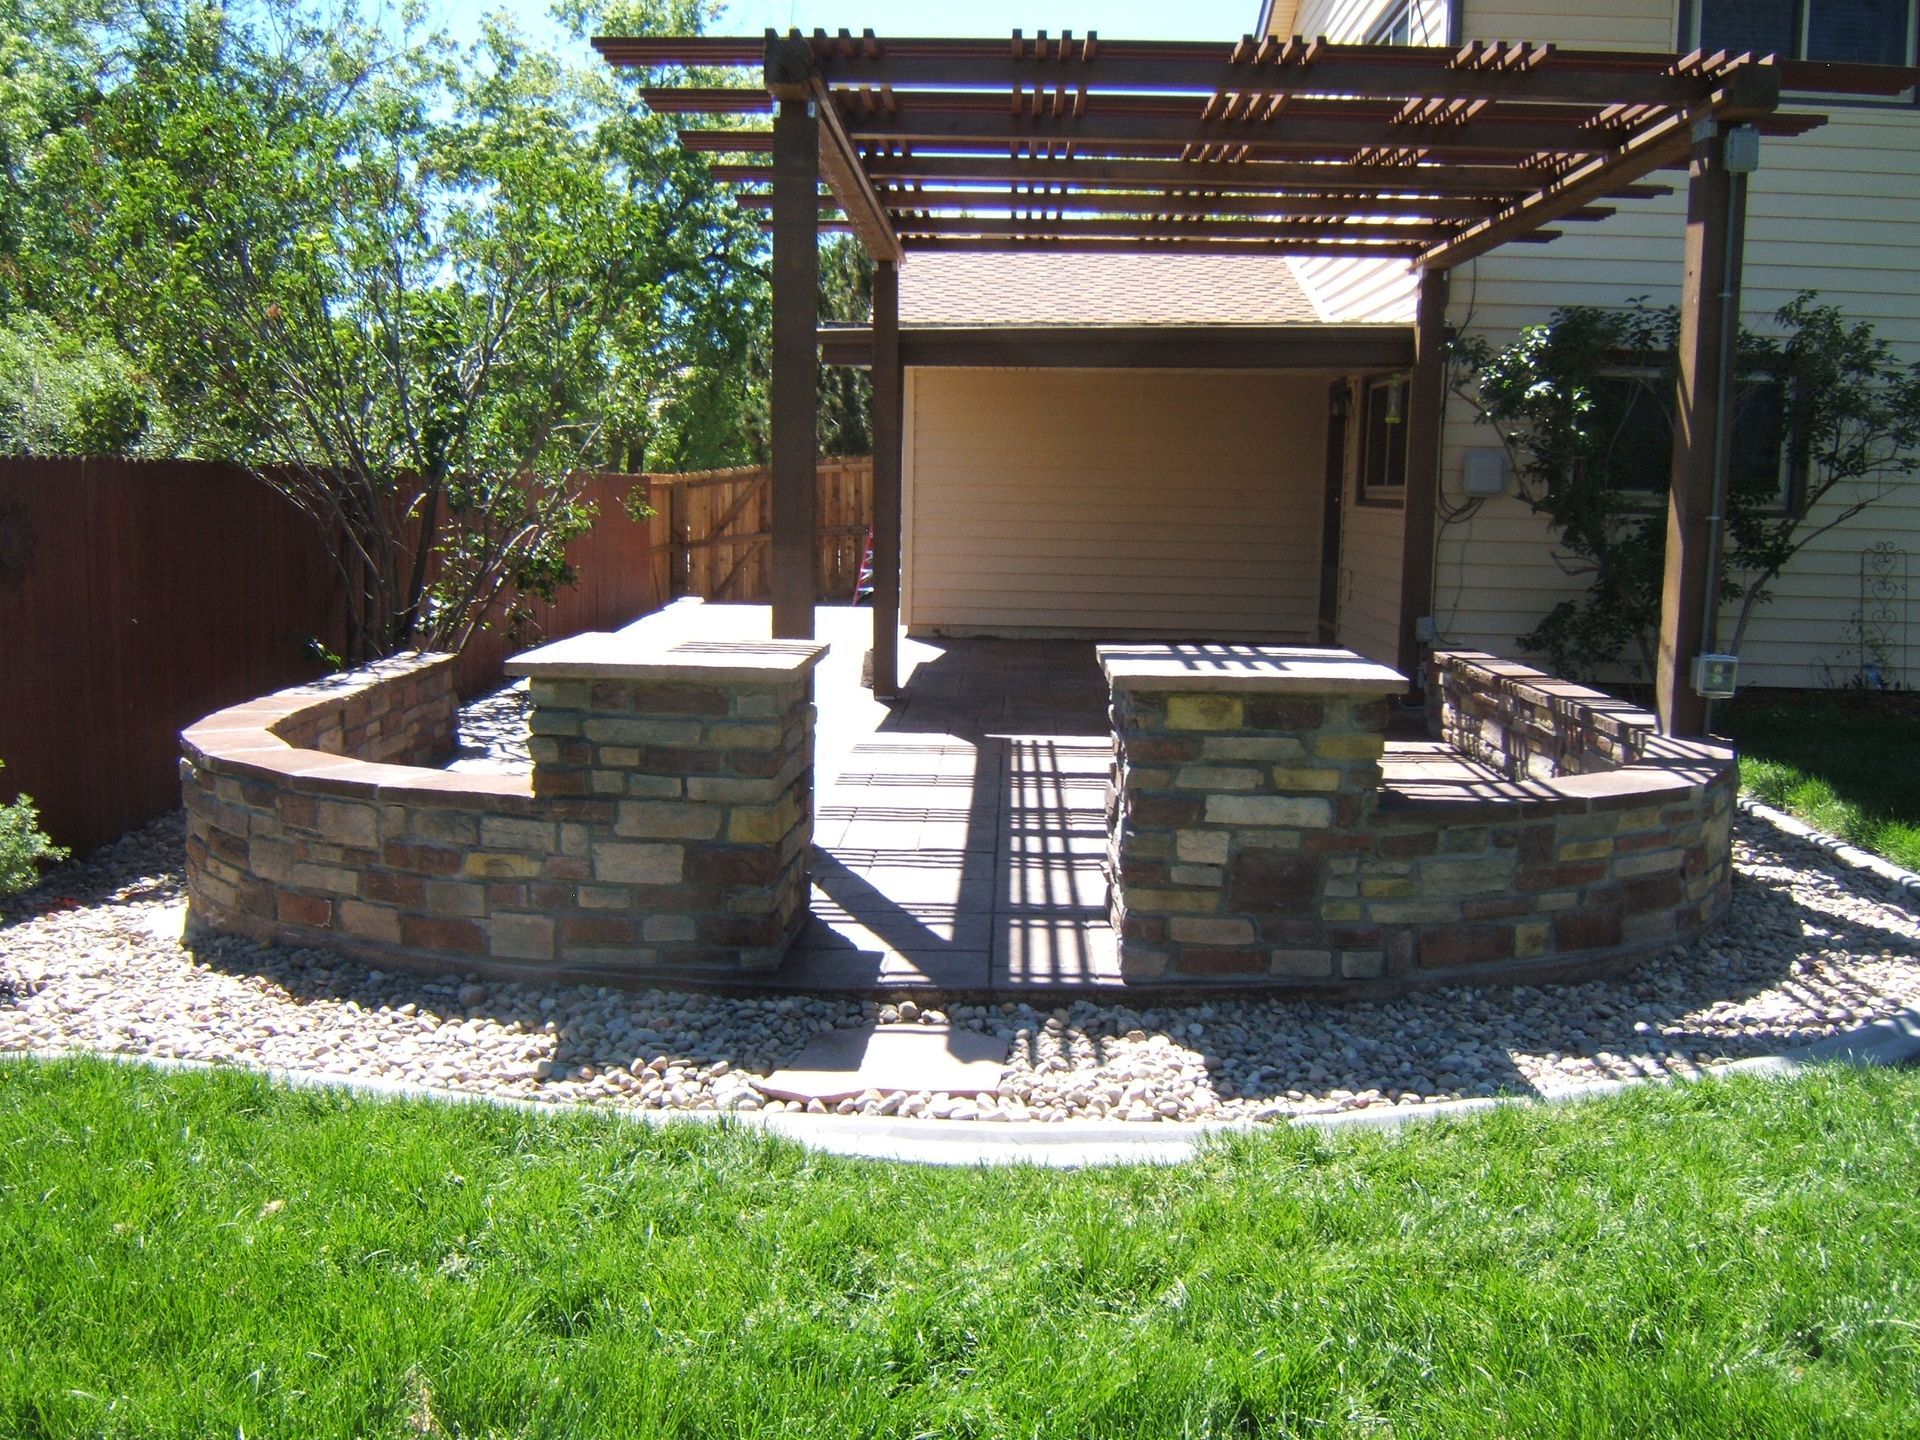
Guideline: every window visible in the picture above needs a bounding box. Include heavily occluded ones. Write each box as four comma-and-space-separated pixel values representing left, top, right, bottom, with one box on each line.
1364, 1, 1446, 46
1366, 1, 1414, 45
1690, 0, 1916, 68
1601, 371, 1800, 513
1358, 374, 1408, 503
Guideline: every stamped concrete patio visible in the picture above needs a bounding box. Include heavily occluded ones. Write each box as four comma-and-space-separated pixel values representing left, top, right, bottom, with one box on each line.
791, 608, 1121, 994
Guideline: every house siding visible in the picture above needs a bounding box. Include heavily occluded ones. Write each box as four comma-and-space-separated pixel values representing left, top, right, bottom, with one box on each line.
1434, 0, 1920, 688
1278, 0, 1920, 689
903, 368, 1327, 640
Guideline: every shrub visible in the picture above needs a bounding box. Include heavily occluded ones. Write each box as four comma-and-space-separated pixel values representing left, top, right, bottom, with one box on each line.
0, 760, 68, 897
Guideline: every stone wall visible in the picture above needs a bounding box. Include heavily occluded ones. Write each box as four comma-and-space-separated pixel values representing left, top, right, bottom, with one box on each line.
181, 616, 824, 981
1103, 645, 1735, 992
1431, 650, 1653, 779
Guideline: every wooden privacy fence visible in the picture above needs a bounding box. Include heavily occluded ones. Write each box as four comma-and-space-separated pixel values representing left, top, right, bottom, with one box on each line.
650, 457, 873, 605
0, 456, 872, 854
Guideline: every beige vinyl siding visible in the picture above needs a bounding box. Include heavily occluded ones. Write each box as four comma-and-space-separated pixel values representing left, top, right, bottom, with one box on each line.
1427, 0, 1920, 688
903, 369, 1326, 640
1286, 0, 1449, 40
1462, 0, 1672, 48
1289, 256, 1419, 322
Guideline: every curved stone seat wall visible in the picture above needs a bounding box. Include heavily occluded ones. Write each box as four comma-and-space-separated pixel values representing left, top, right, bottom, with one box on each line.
181, 616, 823, 982
1102, 646, 1735, 992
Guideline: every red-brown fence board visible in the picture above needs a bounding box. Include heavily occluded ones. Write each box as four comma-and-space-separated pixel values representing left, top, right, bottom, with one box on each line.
0, 457, 867, 855
0, 458, 346, 854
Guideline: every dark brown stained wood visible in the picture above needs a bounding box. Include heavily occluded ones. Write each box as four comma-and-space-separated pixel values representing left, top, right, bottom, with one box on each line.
679, 128, 776, 152
838, 107, 1616, 161
893, 214, 1455, 242
896, 235, 1433, 257
859, 153, 1557, 194
640, 87, 772, 112
1656, 123, 1746, 738
870, 260, 902, 697
1417, 64, 1781, 270
770, 97, 819, 640
600, 33, 1913, 102
1397, 268, 1450, 687
856, 153, 1677, 201
809, 73, 903, 261
0, 461, 671, 853
817, 324, 1417, 371
846, 188, 1616, 222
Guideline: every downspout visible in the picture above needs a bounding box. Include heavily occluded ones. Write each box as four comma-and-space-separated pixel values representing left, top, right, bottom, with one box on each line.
1698, 125, 1758, 732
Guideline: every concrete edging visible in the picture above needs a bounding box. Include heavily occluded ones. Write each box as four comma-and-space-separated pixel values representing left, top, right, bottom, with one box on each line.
11, 1002, 1917, 1168
1737, 794, 1920, 907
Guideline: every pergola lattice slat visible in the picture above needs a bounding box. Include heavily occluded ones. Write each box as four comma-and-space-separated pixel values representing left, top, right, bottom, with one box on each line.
600, 26, 1920, 718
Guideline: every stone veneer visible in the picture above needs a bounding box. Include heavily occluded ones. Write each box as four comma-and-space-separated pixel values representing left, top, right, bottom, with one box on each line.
181, 606, 825, 981
1102, 644, 1735, 991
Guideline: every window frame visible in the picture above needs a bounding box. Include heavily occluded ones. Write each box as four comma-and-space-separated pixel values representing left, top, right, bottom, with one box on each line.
1680, 0, 1919, 100
1355, 372, 1410, 508
1592, 364, 1806, 517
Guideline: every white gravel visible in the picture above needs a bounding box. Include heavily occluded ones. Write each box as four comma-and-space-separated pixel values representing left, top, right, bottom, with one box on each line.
2, 797, 1915, 1123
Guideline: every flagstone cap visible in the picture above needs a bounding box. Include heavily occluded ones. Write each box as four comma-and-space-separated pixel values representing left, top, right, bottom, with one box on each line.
506, 600, 828, 684
1098, 643, 1407, 696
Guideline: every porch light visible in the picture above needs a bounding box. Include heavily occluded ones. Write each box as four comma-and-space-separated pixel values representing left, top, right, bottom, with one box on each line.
1384, 374, 1406, 425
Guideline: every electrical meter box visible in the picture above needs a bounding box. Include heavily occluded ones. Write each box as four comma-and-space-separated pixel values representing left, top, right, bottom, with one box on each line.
1692, 653, 1739, 699
1461, 448, 1508, 496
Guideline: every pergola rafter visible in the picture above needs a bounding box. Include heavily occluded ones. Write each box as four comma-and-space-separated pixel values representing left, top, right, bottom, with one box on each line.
611, 29, 1890, 263
599, 27, 1919, 724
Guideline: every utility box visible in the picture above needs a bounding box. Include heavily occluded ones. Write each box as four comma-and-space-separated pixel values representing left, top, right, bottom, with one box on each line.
1692, 653, 1739, 699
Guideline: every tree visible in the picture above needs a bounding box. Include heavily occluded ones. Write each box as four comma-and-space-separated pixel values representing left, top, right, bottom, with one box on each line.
1454, 296, 1920, 682
20, 0, 769, 660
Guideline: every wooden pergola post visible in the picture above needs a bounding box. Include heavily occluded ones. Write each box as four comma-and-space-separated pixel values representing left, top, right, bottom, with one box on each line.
870, 258, 903, 697
1397, 267, 1451, 687
769, 93, 819, 640
1656, 119, 1749, 737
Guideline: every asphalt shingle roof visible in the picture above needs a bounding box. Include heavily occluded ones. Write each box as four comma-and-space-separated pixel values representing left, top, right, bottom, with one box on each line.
897, 251, 1326, 328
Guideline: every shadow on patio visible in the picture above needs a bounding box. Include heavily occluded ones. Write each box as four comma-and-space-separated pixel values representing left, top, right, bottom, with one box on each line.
785, 613, 1120, 996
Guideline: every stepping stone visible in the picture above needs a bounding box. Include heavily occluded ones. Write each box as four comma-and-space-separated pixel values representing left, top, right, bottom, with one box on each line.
754, 1022, 1006, 1104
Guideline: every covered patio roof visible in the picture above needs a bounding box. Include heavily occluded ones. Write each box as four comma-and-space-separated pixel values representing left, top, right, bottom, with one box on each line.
597, 29, 1917, 738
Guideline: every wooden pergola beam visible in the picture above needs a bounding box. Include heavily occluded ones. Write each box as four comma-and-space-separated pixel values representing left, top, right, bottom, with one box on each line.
1416, 62, 1781, 270
1655, 122, 1749, 737
1397, 269, 1450, 687
893, 214, 1456, 242
858, 153, 1567, 195
870, 260, 902, 697
808, 71, 903, 261
839, 109, 1615, 161
769, 96, 818, 640
818, 324, 1418, 371
896, 235, 1429, 257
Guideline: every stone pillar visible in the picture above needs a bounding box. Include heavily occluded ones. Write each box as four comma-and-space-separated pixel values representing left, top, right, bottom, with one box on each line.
507, 624, 826, 972
1099, 645, 1406, 984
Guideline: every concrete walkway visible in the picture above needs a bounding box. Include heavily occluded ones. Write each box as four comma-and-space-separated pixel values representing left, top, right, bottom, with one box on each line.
786, 610, 1122, 995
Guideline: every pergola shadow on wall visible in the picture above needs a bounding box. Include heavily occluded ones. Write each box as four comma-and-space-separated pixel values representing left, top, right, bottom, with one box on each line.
601, 29, 1914, 736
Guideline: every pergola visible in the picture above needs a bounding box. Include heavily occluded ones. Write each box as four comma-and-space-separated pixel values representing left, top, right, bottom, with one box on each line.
600, 29, 1914, 735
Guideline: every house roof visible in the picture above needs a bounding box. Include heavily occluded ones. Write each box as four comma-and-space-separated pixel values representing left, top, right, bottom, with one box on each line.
898, 251, 1323, 327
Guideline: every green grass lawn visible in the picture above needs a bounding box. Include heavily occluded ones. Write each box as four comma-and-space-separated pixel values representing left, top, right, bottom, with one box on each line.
1720, 690, 1920, 872
2, 1059, 1918, 1438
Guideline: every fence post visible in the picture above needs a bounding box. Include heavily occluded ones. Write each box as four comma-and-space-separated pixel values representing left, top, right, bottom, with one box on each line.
668, 480, 690, 600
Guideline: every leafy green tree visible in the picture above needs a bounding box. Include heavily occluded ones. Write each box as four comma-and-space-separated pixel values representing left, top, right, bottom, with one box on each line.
15, 0, 768, 659
1455, 296, 1920, 681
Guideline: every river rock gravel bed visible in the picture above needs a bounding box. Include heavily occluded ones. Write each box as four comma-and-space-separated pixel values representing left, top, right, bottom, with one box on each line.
2, 803, 1916, 1123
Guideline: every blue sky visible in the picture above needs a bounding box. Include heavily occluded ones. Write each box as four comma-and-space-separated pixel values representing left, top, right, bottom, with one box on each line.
437, 1, 1259, 56
713, 0, 1256, 42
